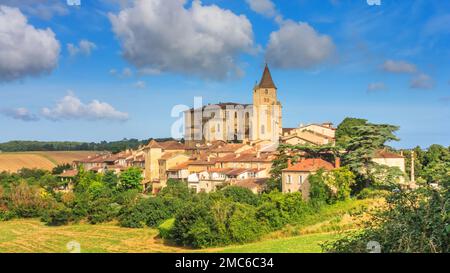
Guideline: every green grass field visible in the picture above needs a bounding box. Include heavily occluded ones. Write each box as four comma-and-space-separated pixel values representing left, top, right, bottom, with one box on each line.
0, 219, 340, 253
0, 198, 380, 253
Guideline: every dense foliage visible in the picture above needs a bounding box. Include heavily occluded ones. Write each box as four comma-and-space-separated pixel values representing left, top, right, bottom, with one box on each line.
323, 178, 449, 253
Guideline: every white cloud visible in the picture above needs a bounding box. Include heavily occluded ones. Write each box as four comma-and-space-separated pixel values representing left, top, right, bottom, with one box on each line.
410, 73, 434, 90
1, 107, 39, 121
108, 0, 254, 79
133, 80, 146, 89
42, 91, 129, 121
67, 39, 96, 57
0, 0, 69, 20
382, 60, 417, 74
265, 21, 335, 69
367, 82, 387, 92
0, 5, 60, 82
245, 0, 276, 17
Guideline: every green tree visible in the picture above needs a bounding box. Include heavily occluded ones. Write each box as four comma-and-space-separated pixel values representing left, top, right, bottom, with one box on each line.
343, 122, 400, 187
335, 117, 368, 148
102, 171, 119, 189
119, 167, 142, 191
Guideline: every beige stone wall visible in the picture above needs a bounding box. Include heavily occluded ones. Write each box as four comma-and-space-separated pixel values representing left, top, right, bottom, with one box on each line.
282, 171, 311, 200
144, 147, 162, 182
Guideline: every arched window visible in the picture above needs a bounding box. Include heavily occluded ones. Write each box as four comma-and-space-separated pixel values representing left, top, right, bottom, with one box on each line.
217, 124, 220, 132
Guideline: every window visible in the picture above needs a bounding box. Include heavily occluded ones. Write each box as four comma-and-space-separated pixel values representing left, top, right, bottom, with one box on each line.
287, 175, 292, 184
299, 176, 303, 184
265, 89, 268, 94
261, 125, 265, 134
217, 124, 220, 132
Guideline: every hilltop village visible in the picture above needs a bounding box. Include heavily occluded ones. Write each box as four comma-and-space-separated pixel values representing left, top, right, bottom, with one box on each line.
62, 65, 406, 197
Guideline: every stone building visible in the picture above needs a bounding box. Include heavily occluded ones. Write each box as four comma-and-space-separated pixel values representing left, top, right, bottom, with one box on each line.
184, 64, 282, 145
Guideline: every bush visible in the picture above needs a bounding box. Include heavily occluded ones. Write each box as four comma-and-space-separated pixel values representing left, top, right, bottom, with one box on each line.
221, 186, 259, 206
9, 181, 53, 218
87, 198, 117, 224
256, 191, 313, 230
323, 182, 450, 253
158, 218, 175, 239
41, 205, 73, 226
118, 196, 183, 228
170, 198, 267, 248
158, 179, 191, 200
356, 188, 391, 199
0, 209, 15, 221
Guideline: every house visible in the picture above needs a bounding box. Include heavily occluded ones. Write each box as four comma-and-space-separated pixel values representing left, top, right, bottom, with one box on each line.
372, 149, 406, 183
281, 123, 336, 146
281, 158, 339, 200
233, 178, 268, 194
55, 169, 78, 192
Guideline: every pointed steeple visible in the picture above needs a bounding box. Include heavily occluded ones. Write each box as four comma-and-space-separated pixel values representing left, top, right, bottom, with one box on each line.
258, 64, 276, 89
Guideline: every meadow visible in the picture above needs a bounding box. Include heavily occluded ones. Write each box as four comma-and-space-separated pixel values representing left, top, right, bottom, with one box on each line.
0, 151, 98, 173
0, 198, 378, 253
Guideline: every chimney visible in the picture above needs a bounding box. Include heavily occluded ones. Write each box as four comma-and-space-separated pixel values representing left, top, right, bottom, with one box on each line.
256, 151, 261, 158
335, 157, 341, 169
287, 158, 292, 168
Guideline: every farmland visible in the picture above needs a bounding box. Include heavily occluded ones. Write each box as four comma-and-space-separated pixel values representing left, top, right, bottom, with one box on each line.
0, 219, 340, 253
0, 151, 98, 173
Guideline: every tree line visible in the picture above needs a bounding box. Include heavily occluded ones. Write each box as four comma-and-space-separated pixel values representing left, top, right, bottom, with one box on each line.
0, 138, 175, 153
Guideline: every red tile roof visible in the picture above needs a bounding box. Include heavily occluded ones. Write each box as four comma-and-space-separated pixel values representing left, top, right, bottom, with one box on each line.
57, 169, 78, 177
283, 158, 335, 172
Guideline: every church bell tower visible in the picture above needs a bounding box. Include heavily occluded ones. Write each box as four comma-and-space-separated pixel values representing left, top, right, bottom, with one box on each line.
252, 64, 282, 142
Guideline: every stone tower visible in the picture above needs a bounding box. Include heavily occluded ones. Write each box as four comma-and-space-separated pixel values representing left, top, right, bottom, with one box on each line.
252, 64, 282, 142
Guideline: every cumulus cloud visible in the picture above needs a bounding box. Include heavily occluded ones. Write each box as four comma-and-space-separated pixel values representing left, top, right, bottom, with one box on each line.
367, 82, 387, 92
0, 0, 69, 20
0, 5, 60, 82
382, 60, 417, 74
245, 0, 276, 17
265, 21, 335, 69
42, 92, 129, 121
67, 39, 96, 57
410, 73, 434, 90
108, 0, 254, 79
1, 107, 39, 121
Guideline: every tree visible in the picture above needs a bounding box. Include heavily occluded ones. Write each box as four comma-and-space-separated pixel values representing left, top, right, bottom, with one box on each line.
52, 164, 71, 175
119, 167, 142, 191
335, 117, 368, 148
102, 171, 119, 189
343, 122, 400, 187
221, 186, 260, 206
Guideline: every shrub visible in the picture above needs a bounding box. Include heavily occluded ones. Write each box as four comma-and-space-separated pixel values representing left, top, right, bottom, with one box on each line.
118, 196, 183, 228
9, 181, 53, 218
41, 205, 73, 226
221, 186, 259, 206
227, 203, 266, 243
323, 181, 450, 253
0, 209, 15, 221
87, 198, 117, 224
158, 218, 175, 239
356, 188, 391, 199
119, 167, 142, 191
158, 179, 191, 200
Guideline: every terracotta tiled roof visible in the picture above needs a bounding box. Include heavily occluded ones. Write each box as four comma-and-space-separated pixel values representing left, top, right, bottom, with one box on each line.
158, 140, 186, 150
234, 178, 268, 191
374, 150, 404, 159
258, 64, 276, 89
167, 162, 190, 171
211, 143, 248, 153
216, 153, 274, 163
282, 128, 295, 135
283, 158, 335, 172
146, 139, 163, 149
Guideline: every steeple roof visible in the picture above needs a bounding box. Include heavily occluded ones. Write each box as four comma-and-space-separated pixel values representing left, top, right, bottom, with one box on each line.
258, 64, 276, 89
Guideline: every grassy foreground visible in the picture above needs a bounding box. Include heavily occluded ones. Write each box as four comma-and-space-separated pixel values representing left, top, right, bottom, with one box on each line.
0, 198, 380, 253
0, 219, 340, 253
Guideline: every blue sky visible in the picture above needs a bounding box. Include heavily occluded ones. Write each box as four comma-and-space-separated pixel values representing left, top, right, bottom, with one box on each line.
0, 0, 449, 148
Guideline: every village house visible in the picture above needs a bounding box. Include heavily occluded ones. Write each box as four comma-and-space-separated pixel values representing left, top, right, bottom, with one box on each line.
282, 158, 340, 200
